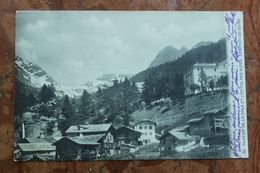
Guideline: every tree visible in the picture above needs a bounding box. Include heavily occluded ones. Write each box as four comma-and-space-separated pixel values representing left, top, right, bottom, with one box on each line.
39, 84, 55, 103
39, 106, 51, 117
189, 84, 200, 94
216, 75, 228, 91
141, 73, 156, 104
209, 79, 215, 93
46, 121, 55, 136
61, 95, 75, 119
58, 95, 76, 135
78, 90, 96, 120
198, 68, 207, 92
26, 92, 37, 107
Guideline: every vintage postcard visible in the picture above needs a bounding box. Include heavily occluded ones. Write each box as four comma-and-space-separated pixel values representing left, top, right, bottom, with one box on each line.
14, 11, 248, 161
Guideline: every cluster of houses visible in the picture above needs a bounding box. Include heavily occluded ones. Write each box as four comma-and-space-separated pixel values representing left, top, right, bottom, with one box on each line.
15, 106, 229, 161
159, 107, 229, 155
15, 119, 160, 161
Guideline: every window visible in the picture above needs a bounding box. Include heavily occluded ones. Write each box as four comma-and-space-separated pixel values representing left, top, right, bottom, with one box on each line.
144, 126, 147, 130
139, 126, 142, 130
214, 68, 216, 71
197, 68, 199, 71
150, 132, 152, 135
149, 126, 152, 130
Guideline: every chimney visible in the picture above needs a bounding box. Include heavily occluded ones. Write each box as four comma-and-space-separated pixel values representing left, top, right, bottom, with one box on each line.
22, 121, 25, 139
40, 131, 45, 138
79, 133, 83, 139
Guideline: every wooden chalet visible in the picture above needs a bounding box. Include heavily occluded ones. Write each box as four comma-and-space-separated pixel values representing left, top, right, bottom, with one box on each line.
16, 143, 56, 161
116, 126, 142, 146
54, 123, 116, 160
187, 108, 229, 137
159, 130, 196, 154
52, 135, 102, 160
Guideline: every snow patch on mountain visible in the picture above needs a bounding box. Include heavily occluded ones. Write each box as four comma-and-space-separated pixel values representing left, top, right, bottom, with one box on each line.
15, 56, 57, 88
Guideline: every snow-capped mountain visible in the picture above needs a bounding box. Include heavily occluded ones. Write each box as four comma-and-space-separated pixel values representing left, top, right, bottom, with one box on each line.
15, 56, 134, 97
82, 73, 133, 92
15, 56, 57, 88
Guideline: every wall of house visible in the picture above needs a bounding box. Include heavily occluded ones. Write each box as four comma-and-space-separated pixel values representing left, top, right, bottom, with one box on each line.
184, 61, 228, 95
159, 134, 176, 154
116, 129, 140, 146
189, 115, 215, 136
102, 132, 114, 151
134, 122, 157, 145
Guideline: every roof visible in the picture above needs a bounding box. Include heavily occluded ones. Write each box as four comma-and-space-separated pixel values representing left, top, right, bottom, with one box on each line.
120, 143, 136, 148
116, 126, 142, 134
187, 117, 203, 123
53, 135, 104, 146
18, 143, 56, 152
134, 119, 157, 126
65, 123, 112, 134
172, 125, 189, 132
168, 131, 195, 140
24, 137, 48, 143
203, 108, 227, 115
193, 63, 217, 67
24, 137, 61, 144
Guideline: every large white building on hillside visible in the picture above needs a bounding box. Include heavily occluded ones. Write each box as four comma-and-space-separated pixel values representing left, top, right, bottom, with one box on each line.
184, 60, 227, 95
134, 120, 157, 145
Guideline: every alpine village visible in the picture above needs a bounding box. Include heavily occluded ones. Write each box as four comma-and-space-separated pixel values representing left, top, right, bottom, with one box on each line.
14, 38, 230, 161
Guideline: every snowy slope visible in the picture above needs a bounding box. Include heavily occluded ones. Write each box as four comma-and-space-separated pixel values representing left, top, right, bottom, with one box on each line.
15, 56, 57, 88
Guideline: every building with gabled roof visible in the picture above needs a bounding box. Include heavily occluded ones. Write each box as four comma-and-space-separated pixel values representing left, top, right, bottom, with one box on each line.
134, 119, 158, 145
16, 143, 56, 161
116, 126, 142, 146
159, 130, 197, 154
187, 108, 229, 137
53, 135, 102, 161
55, 123, 116, 160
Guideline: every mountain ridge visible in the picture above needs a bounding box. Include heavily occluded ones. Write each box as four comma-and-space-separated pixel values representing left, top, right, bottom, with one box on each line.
148, 46, 188, 68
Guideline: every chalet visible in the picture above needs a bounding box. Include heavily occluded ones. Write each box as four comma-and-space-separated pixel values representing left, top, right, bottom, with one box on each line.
134, 119, 157, 145
159, 130, 196, 154
54, 123, 116, 160
115, 126, 142, 147
16, 143, 56, 161
52, 136, 102, 161
187, 108, 229, 137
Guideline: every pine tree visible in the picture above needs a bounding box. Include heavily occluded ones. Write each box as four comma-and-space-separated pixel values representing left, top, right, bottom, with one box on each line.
78, 90, 96, 119
141, 73, 155, 104
39, 84, 55, 103
26, 92, 36, 107
198, 68, 207, 92
61, 95, 75, 119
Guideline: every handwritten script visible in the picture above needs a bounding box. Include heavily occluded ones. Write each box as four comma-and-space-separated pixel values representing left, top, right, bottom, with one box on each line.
225, 12, 247, 157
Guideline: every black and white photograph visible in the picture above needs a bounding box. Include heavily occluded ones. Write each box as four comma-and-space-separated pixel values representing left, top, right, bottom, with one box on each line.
14, 11, 248, 161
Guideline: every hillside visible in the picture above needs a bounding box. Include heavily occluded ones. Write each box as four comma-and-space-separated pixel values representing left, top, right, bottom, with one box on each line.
131, 38, 226, 82
130, 92, 228, 134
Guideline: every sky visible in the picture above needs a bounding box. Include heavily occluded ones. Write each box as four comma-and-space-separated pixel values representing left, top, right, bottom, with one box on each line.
16, 11, 226, 86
